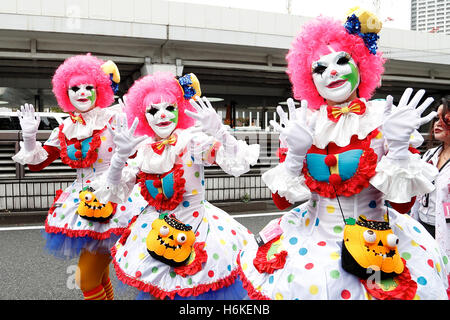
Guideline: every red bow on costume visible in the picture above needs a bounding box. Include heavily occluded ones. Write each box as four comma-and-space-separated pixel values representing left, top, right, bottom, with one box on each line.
151, 134, 177, 155
69, 112, 86, 125
326, 99, 366, 123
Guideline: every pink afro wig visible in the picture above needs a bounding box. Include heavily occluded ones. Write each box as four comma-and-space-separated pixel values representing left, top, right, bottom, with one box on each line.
286, 15, 385, 110
52, 53, 114, 112
124, 71, 196, 137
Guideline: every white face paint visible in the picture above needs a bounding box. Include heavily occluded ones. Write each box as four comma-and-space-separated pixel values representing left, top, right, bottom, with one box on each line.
145, 102, 179, 139
311, 50, 360, 104
68, 84, 97, 112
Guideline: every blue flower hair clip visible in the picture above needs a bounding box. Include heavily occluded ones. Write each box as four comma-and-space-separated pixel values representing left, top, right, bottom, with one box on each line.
344, 9, 382, 55
176, 73, 201, 100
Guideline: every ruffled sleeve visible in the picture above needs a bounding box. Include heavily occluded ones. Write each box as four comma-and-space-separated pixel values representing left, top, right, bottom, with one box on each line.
90, 148, 143, 204
188, 130, 260, 177
215, 139, 260, 177
12, 141, 48, 165
262, 162, 311, 204
12, 127, 60, 165
369, 153, 438, 203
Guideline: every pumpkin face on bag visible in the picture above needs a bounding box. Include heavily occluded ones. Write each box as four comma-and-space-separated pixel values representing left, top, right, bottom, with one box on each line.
146, 213, 196, 267
77, 187, 116, 222
342, 216, 404, 279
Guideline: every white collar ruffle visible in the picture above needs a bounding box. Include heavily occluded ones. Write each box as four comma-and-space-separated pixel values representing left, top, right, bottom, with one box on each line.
313, 98, 385, 149
61, 104, 122, 140
138, 127, 202, 175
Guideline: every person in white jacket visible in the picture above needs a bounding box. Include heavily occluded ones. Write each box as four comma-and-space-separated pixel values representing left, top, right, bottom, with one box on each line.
411, 98, 450, 293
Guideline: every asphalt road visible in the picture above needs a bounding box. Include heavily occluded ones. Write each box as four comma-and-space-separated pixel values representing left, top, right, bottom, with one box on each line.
0, 211, 283, 300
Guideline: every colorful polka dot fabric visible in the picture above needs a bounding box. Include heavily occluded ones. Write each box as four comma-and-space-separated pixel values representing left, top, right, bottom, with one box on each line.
238, 101, 449, 300
110, 130, 257, 299
44, 115, 149, 259
239, 194, 449, 300
112, 200, 251, 299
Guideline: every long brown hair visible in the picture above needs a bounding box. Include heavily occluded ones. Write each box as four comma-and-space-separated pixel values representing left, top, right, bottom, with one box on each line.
426, 97, 449, 149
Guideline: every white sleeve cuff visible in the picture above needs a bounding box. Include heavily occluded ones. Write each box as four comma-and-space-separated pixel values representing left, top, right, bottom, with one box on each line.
90, 166, 137, 204
215, 140, 260, 177
12, 141, 48, 165
370, 153, 438, 203
262, 162, 311, 203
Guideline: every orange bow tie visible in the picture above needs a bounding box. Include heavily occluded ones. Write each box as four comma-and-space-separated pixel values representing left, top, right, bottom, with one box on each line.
151, 134, 177, 155
69, 112, 86, 125
326, 99, 366, 123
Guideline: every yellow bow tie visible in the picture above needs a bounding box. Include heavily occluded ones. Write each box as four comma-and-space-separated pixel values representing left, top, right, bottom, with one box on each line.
326, 99, 366, 123
69, 112, 86, 125
151, 134, 177, 155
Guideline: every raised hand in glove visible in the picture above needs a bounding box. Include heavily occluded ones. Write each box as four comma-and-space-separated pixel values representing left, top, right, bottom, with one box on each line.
106, 113, 148, 185
383, 88, 436, 160
270, 98, 317, 175
17, 103, 40, 152
186, 96, 224, 138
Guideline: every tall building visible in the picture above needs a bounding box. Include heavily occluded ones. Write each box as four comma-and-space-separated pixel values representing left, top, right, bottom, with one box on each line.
411, 0, 450, 34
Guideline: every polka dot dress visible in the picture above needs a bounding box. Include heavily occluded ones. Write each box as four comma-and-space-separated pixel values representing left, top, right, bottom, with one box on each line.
239, 190, 449, 300
238, 122, 449, 300
111, 153, 253, 299
44, 125, 149, 258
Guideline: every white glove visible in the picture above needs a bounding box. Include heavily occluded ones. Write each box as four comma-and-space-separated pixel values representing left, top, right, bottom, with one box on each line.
106, 113, 147, 184
186, 96, 224, 137
17, 103, 40, 152
270, 98, 317, 175
186, 96, 239, 153
382, 88, 436, 160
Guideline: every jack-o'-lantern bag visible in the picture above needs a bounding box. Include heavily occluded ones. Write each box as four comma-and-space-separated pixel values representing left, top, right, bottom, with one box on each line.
77, 186, 117, 222
342, 215, 404, 280
146, 213, 196, 267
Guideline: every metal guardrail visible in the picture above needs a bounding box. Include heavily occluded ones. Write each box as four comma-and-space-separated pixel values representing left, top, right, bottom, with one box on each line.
0, 173, 272, 213
0, 129, 278, 213
0, 128, 439, 214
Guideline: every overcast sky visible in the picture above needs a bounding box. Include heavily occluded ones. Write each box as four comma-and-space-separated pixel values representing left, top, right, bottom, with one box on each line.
169, 0, 411, 30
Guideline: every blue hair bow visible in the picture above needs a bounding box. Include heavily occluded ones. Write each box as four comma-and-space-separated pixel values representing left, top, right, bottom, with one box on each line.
344, 14, 379, 55
109, 73, 119, 94
177, 74, 200, 99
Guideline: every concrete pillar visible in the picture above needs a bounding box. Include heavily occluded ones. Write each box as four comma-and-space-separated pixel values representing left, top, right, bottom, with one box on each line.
140, 57, 184, 77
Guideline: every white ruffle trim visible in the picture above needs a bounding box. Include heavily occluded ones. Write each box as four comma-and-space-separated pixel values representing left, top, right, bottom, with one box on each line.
61, 104, 121, 140
12, 141, 48, 165
262, 162, 311, 203
370, 153, 439, 203
313, 99, 384, 149
215, 140, 260, 177
90, 166, 137, 204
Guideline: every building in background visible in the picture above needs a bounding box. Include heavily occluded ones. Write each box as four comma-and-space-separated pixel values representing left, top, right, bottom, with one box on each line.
411, 0, 450, 34
1, 0, 450, 213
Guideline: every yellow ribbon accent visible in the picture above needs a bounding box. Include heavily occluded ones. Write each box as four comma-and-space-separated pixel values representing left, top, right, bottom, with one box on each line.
331, 103, 362, 119
154, 134, 177, 150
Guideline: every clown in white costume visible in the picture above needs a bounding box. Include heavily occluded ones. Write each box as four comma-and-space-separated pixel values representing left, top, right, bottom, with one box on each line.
91, 72, 259, 299
12, 54, 148, 300
237, 9, 449, 300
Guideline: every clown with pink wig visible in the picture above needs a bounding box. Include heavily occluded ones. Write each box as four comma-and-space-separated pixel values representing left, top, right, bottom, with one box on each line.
90, 71, 259, 299
237, 8, 449, 300
12, 54, 148, 300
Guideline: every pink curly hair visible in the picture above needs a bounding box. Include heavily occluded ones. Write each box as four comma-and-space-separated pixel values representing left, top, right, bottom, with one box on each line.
52, 53, 114, 112
124, 71, 196, 137
286, 15, 385, 110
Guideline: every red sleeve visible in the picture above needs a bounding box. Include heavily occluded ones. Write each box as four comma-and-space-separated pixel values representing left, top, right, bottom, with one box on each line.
388, 196, 416, 214
408, 146, 420, 154
128, 150, 138, 159
277, 147, 288, 163
27, 145, 60, 171
272, 192, 292, 210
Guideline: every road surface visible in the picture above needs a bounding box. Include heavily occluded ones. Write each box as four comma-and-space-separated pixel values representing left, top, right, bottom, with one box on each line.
0, 211, 285, 300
